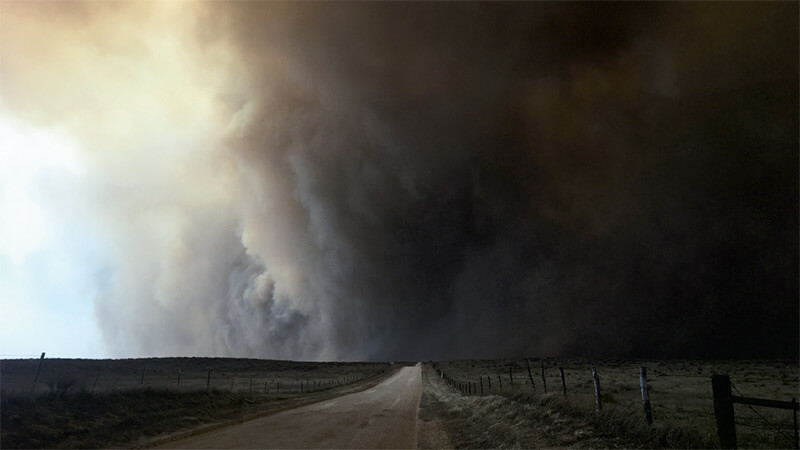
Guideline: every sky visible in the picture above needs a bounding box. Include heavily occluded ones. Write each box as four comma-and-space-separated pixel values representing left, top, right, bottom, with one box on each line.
0, 2, 797, 361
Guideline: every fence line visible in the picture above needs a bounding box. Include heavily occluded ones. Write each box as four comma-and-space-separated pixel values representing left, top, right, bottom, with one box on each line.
7, 356, 392, 397
434, 362, 798, 448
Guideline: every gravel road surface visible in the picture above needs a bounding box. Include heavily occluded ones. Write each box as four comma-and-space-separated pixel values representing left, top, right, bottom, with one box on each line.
158, 364, 423, 449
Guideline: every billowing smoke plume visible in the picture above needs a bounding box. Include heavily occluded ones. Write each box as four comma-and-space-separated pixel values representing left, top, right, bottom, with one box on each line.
1, 2, 796, 360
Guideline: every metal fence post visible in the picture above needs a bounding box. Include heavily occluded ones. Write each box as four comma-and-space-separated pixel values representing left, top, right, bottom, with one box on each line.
592, 368, 602, 411
526, 359, 536, 392
541, 361, 547, 394
640, 367, 653, 425
91, 372, 100, 394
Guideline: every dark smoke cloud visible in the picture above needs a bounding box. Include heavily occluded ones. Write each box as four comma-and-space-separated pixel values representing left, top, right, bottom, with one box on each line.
4, 2, 795, 360
198, 2, 798, 359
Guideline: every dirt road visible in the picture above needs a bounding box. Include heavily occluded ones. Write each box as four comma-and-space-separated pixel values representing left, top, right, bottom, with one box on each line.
158, 363, 423, 449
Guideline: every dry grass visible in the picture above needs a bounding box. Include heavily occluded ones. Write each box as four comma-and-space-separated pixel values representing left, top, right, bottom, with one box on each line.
419, 364, 544, 448
427, 359, 799, 448
0, 357, 392, 448
3, 388, 272, 448
1, 357, 388, 395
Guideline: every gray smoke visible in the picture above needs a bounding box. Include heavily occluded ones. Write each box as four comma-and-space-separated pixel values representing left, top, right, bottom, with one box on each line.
2, 2, 796, 360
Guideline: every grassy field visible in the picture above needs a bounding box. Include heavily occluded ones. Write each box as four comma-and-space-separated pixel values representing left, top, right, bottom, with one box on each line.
0, 357, 393, 448
3, 357, 797, 448
1, 357, 390, 395
429, 359, 799, 448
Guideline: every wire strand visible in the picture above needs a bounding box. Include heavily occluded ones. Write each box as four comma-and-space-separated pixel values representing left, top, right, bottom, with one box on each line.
731, 382, 795, 445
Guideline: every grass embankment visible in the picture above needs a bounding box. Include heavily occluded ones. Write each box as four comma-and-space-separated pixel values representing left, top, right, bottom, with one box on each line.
1, 365, 398, 449
417, 363, 717, 448
2, 389, 272, 448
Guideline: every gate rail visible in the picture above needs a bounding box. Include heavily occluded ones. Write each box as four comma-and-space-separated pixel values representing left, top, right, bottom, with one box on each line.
712, 374, 799, 449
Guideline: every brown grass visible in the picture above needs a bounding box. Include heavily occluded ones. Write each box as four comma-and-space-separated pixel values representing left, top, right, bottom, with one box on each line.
0, 357, 393, 448
1, 357, 389, 395
426, 359, 799, 449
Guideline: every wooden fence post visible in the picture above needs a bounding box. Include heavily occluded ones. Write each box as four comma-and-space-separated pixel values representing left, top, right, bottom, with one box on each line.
177, 369, 182, 387
264, 380, 268, 393
793, 397, 798, 450
480, 377, 484, 395
592, 368, 602, 411
526, 359, 536, 392
249, 378, 253, 392
498, 375, 503, 391
488, 375, 492, 391
639, 367, 653, 425
559, 367, 567, 398
206, 369, 211, 391
712, 374, 737, 449
509, 366, 514, 385
141, 366, 146, 386
541, 362, 548, 394
276, 381, 280, 393
29, 352, 45, 395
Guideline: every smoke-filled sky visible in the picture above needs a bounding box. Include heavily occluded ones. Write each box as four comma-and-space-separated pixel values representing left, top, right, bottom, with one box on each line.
0, 2, 797, 361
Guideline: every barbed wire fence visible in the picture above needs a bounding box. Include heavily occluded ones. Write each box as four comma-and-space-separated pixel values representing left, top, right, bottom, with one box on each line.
432, 360, 799, 449
1, 355, 392, 398
731, 382, 797, 448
